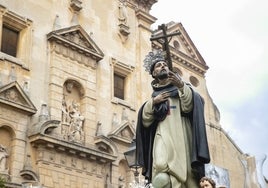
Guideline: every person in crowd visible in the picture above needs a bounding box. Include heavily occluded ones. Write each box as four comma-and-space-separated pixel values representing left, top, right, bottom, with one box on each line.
199, 176, 216, 188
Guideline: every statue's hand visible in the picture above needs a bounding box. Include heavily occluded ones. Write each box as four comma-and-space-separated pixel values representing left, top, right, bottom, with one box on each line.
153, 91, 170, 105
168, 71, 184, 88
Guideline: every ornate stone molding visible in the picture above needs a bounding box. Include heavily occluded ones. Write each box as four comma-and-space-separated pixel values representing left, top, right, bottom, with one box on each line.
0, 81, 37, 115
94, 135, 118, 155
171, 50, 208, 76
47, 25, 104, 69
70, 0, 82, 25
70, 0, 82, 12
108, 121, 135, 144
29, 120, 117, 164
20, 169, 39, 182
135, 9, 157, 31
118, 1, 130, 38
130, 0, 157, 12
118, 23, 130, 37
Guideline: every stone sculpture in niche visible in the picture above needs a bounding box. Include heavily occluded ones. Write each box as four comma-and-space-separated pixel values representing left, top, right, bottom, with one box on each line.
61, 98, 85, 143
118, 175, 126, 188
9, 65, 17, 82
118, 0, 130, 40
118, 1, 128, 25
0, 145, 8, 173
61, 98, 70, 124
61, 80, 85, 144
68, 100, 84, 142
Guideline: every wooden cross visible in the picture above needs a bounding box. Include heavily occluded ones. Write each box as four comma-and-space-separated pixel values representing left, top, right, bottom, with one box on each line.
150, 24, 181, 71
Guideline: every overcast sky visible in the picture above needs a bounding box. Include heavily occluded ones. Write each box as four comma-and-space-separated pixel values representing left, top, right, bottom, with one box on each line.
150, 0, 268, 178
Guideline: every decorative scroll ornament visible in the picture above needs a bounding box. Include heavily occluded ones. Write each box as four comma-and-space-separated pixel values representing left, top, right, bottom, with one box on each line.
143, 50, 166, 74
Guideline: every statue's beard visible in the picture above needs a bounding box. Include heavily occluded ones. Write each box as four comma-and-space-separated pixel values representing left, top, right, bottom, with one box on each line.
155, 70, 168, 80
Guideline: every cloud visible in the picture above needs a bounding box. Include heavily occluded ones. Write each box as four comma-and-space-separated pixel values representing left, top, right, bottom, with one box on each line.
231, 0, 268, 42
225, 88, 268, 139
221, 88, 268, 177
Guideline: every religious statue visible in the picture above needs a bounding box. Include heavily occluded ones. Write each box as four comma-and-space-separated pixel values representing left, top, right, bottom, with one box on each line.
0, 145, 8, 172
61, 98, 70, 123
68, 100, 84, 142
136, 50, 210, 188
118, 1, 128, 25
118, 175, 126, 188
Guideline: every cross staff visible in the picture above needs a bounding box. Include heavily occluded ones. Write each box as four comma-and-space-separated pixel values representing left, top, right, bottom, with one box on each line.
150, 24, 181, 71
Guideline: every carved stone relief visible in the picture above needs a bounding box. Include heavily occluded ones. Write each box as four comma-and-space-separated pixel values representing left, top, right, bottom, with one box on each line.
70, 0, 82, 25
118, 1, 128, 25
0, 81, 37, 115
9, 65, 17, 82
121, 127, 132, 140
5, 88, 19, 102
108, 107, 135, 142
0, 144, 8, 173
118, 0, 130, 42
61, 80, 85, 144
95, 121, 103, 136
47, 25, 104, 67
63, 32, 93, 50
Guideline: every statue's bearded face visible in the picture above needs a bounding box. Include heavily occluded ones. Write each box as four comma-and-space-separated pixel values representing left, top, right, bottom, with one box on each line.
152, 61, 169, 80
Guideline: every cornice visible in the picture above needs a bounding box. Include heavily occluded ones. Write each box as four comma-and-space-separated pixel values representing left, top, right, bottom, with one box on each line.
107, 121, 135, 145
135, 9, 156, 23
0, 81, 37, 115
29, 120, 117, 164
30, 134, 117, 163
130, 0, 158, 12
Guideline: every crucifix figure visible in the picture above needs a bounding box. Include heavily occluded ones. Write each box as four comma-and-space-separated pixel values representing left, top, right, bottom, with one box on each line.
150, 24, 181, 71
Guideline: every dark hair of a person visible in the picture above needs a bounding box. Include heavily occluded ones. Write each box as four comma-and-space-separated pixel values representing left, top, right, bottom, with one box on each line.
199, 176, 216, 188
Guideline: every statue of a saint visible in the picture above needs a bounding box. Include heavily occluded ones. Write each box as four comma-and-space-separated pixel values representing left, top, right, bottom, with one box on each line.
118, 1, 128, 25
136, 50, 210, 188
0, 145, 8, 172
69, 100, 84, 142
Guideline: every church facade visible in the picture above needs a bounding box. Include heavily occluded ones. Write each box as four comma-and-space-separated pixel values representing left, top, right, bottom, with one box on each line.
0, 0, 263, 187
